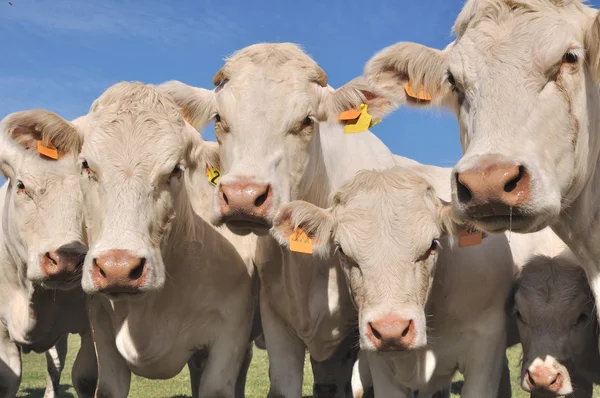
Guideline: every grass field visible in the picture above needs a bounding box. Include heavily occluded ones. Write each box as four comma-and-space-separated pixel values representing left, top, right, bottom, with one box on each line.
15, 336, 600, 397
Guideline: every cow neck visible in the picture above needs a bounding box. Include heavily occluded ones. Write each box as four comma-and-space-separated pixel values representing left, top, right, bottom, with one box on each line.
0, 185, 27, 287
298, 121, 397, 206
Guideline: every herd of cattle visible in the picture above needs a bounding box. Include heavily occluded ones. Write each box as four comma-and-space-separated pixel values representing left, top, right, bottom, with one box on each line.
4, 0, 600, 397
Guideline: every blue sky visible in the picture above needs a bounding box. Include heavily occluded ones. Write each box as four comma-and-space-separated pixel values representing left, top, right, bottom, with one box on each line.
2, 0, 580, 186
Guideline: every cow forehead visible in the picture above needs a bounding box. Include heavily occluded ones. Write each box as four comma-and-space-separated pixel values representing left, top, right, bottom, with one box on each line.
452, 2, 587, 69
83, 111, 186, 174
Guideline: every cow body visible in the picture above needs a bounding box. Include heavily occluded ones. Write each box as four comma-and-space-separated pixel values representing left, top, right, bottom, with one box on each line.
0, 110, 98, 398
72, 82, 255, 398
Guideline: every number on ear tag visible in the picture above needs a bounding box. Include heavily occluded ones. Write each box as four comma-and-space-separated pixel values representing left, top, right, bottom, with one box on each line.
404, 83, 432, 101
37, 140, 59, 160
289, 227, 313, 254
458, 225, 483, 248
206, 167, 221, 186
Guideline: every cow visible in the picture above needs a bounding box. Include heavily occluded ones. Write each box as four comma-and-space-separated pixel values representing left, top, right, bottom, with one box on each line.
270, 166, 515, 397
66, 81, 255, 398
160, 42, 409, 398
0, 110, 97, 397
361, 0, 600, 347
513, 251, 600, 397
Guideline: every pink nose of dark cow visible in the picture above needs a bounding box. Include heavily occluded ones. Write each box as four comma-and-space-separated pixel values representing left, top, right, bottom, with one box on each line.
40, 242, 87, 284
91, 250, 147, 294
366, 315, 416, 351
455, 156, 530, 216
525, 367, 564, 393
218, 180, 273, 223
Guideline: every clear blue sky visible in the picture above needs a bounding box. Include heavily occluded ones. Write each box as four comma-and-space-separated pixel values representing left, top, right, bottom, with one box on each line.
3, 0, 594, 187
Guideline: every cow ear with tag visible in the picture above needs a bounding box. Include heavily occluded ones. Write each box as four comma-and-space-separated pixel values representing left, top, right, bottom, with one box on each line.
271, 200, 335, 258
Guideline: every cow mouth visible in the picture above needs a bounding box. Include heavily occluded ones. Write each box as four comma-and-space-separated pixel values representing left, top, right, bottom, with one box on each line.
40, 279, 81, 291
459, 204, 537, 233
220, 214, 272, 236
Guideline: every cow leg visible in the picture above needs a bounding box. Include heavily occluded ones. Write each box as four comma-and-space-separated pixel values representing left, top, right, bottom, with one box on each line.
235, 344, 253, 398
89, 299, 131, 398
459, 326, 506, 398
72, 330, 98, 398
188, 349, 208, 398
366, 353, 409, 398
196, 331, 248, 398
0, 326, 21, 398
351, 350, 373, 398
43, 334, 68, 398
496, 353, 512, 398
261, 298, 305, 398
310, 330, 359, 398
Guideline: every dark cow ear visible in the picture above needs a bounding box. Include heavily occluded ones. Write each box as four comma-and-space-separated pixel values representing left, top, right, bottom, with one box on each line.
2, 109, 81, 160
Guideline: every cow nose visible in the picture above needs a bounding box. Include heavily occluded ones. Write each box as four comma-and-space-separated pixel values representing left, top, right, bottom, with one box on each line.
366, 315, 416, 351
455, 157, 530, 212
218, 180, 272, 220
525, 367, 564, 393
40, 242, 87, 282
91, 250, 147, 293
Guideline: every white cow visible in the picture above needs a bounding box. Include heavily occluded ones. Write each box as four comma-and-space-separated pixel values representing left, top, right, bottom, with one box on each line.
0, 110, 97, 397
270, 166, 514, 397
161, 42, 406, 398
67, 82, 256, 398
361, 0, 600, 342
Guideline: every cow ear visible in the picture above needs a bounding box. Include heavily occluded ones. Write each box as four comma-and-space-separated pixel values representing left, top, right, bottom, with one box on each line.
271, 201, 334, 258
158, 80, 216, 131
585, 11, 600, 85
363, 42, 451, 109
318, 76, 398, 121
0, 109, 82, 178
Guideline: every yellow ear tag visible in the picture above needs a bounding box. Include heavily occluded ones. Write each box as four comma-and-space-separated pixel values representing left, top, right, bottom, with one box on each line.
206, 167, 221, 186
458, 225, 483, 248
343, 104, 373, 134
37, 140, 59, 160
289, 227, 313, 254
404, 83, 432, 101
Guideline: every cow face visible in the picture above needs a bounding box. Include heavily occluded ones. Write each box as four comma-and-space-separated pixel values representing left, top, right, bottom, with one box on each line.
76, 82, 216, 297
161, 43, 394, 236
514, 254, 596, 396
0, 110, 86, 290
364, 1, 600, 234
271, 168, 460, 351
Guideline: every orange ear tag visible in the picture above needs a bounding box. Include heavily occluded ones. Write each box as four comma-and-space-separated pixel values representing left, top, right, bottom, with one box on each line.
206, 167, 221, 186
458, 225, 483, 248
342, 104, 373, 134
289, 227, 313, 254
404, 83, 432, 101
37, 140, 59, 160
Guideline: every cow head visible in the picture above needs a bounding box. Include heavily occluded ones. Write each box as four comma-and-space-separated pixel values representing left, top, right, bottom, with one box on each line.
0, 110, 86, 290
514, 253, 596, 396
270, 167, 462, 351
364, 0, 600, 234
75, 82, 218, 297
161, 43, 395, 236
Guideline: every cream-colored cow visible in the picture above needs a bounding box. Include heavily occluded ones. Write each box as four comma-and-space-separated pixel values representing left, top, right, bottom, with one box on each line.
270, 166, 514, 397
361, 0, 600, 346
68, 82, 256, 398
0, 110, 97, 397
161, 42, 402, 397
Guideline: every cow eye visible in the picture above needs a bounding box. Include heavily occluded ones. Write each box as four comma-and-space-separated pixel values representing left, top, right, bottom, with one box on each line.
430, 240, 439, 253
447, 72, 456, 86
214, 114, 221, 123
81, 160, 90, 171
563, 51, 578, 64
303, 117, 314, 127
171, 164, 184, 176
16, 180, 25, 191
335, 245, 346, 256
576, 312, 589, 325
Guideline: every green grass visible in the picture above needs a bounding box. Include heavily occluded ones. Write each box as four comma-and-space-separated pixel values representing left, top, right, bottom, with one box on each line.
15, 336, 600, 397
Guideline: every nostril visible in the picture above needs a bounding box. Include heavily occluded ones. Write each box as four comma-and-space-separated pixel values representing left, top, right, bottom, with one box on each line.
527, 371, 536, 387
368, 322, 382, 340
129, 258, 146, 281
45, 252, 57, 265
401, 320, 412, 337
504, 166, 524, 193
254, 186, 270, 207
456, 174, 473, 203
93, 258, 106, 278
